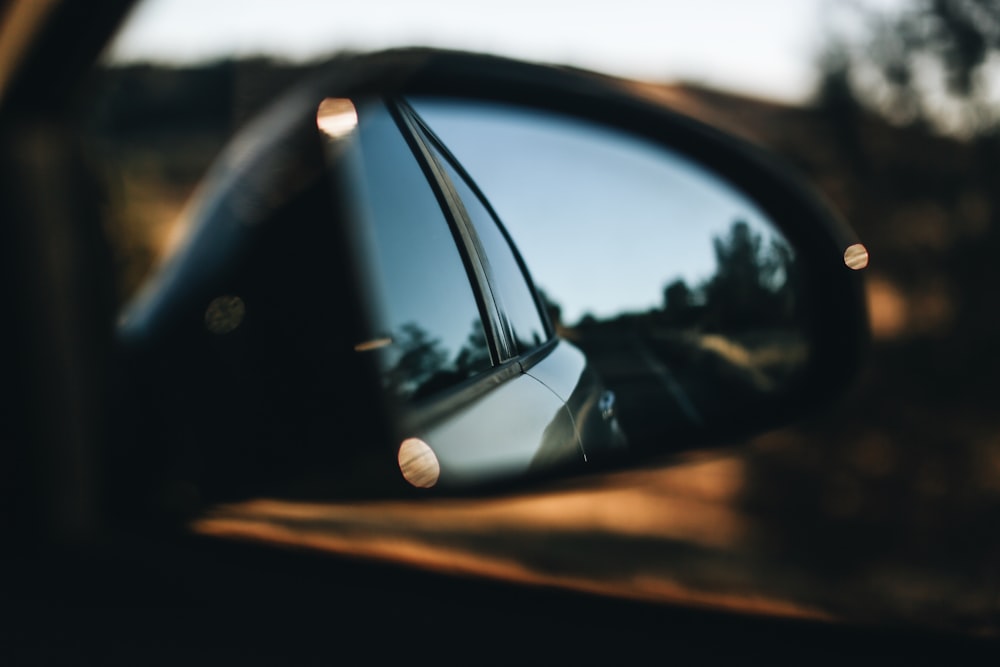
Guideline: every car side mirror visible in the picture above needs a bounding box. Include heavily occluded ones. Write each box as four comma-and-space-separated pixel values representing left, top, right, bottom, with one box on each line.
116, 49, 868, 509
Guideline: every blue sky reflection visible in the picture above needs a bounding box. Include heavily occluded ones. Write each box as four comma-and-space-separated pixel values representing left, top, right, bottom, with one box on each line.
412, 98, 783, 324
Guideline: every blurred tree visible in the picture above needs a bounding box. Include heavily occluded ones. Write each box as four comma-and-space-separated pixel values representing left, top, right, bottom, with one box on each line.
818, 0, 1000, 137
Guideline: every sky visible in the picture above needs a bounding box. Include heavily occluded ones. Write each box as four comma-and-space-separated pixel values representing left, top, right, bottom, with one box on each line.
106, 0, 910, 104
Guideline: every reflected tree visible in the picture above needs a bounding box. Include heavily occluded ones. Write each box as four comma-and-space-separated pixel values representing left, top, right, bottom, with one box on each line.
700, 220, 796, 331
663, 279, 693, 318
658, 220, 796, 331
383, 322, 448, 400
454, 319, 492, 377
383, 319, 493, 401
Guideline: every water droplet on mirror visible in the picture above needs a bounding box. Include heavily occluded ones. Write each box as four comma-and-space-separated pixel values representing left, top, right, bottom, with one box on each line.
204, 295, 246, 334
398, 438, 440, 489
316, 98, 358, 139
844, 243, 869, 270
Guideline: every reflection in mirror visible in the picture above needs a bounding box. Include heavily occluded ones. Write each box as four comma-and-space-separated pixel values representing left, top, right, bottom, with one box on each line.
411, 98, 808, 451
353, 101, 493, 403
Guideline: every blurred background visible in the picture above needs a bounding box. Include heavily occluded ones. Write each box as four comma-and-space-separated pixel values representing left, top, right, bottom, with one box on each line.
84, 0, 1000, 636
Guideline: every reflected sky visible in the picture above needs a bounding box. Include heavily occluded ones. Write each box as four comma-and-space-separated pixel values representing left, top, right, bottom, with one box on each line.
412, 98, 784, 324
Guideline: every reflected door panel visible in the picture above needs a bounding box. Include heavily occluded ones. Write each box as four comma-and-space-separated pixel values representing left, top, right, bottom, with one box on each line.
415, 372, 582, 486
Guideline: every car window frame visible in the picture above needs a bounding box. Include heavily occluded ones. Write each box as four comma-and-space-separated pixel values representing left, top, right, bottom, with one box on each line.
363, 97, 560, 431
395, 99, 555, 353
346, 97, 500, 406
358, 98, 515, 427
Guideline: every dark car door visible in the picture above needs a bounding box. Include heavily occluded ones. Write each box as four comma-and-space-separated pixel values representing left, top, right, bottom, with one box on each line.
343, 98, 587, 488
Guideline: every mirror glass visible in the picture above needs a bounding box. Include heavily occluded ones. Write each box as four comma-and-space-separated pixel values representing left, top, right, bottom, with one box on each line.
410, 98, 809, 451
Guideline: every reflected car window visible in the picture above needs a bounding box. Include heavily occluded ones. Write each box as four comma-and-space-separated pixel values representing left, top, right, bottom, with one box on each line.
422, 134, 549, 355
354, 101, 492, 401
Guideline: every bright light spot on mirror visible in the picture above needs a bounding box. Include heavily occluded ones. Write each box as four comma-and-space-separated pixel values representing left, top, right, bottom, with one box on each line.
398, 438, 440, 488
316, 98, 358, 139
204, 295, 246, 334
844, 243, 869, 270
354, 337, 393, 352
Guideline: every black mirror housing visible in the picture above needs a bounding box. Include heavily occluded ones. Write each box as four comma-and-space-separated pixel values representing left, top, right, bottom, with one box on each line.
116, 49, 868, 505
